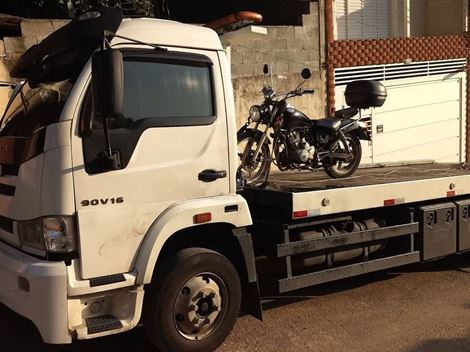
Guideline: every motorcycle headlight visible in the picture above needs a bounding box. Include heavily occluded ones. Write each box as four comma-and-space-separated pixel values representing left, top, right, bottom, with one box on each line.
249, 105, 262, 122
18, 216, 76, 257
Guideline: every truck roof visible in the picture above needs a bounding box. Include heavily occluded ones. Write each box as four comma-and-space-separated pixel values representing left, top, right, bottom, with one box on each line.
114, 18, 223, 51
10, 8, 222, 86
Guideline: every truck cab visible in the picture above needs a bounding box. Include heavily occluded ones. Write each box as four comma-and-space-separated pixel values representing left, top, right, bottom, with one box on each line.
0, 8, 254, 352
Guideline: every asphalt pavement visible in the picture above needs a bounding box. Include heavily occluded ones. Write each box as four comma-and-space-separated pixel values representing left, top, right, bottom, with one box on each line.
2, 253, 470, 352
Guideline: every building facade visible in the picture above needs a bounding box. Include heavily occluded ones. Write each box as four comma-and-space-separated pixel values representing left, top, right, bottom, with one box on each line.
326, 0, 469, 164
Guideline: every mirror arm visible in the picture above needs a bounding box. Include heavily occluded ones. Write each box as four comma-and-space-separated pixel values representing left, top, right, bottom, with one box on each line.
102, 116, 122, 170
294, 80, 306, 91
103, 117, 113, 158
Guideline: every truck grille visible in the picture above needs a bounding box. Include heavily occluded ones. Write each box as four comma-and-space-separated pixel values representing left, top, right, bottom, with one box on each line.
0, 215, 13, 233
2, 165, 19, 176
0, 183, 15, 196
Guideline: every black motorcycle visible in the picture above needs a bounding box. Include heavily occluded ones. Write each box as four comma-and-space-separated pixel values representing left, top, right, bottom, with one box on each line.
237, 67, 387, 185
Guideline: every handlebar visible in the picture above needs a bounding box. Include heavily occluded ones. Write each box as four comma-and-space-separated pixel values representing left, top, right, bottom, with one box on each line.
262, 87, 315, 103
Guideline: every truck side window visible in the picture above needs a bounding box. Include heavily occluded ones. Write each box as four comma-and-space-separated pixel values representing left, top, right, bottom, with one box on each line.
122, 59, 214, 124
90, 51, 215, 130
81, 50, 216, 174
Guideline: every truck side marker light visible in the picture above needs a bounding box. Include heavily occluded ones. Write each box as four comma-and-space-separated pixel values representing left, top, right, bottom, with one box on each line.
384, 198, 405, 206
447, 191, 456, 197
194, 213, 212, 224
293, 210, 308, 219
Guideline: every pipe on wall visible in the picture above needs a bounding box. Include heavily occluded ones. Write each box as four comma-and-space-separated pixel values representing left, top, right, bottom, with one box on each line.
324, 0, 335, 116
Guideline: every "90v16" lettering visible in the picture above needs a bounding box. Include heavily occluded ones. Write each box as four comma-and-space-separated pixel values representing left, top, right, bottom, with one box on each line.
81, 197, 124, 207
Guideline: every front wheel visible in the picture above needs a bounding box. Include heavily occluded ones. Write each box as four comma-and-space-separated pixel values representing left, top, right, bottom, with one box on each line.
143, 248, 241, 352
237, 129, 271, 185
324, 133, 362, 178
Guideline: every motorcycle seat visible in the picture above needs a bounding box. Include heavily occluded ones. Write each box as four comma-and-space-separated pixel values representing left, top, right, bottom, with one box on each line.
312, 118, 341, 131
335, 107, 359, 119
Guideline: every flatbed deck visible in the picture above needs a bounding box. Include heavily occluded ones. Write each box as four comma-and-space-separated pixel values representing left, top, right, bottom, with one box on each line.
241, 163, 470, 220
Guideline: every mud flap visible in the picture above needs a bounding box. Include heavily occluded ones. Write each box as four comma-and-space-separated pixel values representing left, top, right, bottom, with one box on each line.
232, 228, 263, 321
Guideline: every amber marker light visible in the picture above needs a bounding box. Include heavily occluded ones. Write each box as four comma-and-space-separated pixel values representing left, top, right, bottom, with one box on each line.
194, 212, 212, 224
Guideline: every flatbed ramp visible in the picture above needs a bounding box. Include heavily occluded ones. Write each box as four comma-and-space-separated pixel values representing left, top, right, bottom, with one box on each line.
241, 163, 470, 219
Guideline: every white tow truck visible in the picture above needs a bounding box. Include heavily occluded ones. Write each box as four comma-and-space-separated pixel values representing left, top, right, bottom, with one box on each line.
0, 8, 469, 352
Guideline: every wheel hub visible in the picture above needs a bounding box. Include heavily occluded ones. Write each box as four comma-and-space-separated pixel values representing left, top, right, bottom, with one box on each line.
173, 273, 226, 341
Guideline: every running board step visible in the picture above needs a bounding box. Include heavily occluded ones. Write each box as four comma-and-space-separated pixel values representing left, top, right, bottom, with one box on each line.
86, 315, 123, 334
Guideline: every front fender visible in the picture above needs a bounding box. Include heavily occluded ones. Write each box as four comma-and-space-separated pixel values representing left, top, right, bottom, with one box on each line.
134, 195, 253, 285
237, 128, 272, 145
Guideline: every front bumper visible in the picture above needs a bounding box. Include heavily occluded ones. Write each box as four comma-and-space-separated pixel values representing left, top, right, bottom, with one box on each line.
0, 241, 71, 344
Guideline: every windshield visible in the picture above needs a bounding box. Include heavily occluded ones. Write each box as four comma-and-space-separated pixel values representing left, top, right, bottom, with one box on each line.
0, 80, 73, 137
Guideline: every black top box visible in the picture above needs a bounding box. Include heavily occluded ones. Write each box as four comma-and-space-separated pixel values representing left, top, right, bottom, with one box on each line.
345, 80, 387, 109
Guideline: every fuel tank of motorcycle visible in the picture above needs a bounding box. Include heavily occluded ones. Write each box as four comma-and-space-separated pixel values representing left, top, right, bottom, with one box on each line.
284, 107, 312, 130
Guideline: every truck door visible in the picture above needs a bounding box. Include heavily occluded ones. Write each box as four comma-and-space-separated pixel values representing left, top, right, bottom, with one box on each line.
71, 48, 230, 279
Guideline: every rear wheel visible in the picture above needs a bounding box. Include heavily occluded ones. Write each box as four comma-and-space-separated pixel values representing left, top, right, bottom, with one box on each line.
237, 129, 271, 185
143, 248, 241, 352
324, 133, 362, 178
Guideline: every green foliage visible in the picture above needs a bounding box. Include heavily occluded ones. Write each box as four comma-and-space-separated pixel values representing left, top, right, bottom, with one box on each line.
0, 0, 155, 18
0, 0, 69, 18
71, 0, 156, 17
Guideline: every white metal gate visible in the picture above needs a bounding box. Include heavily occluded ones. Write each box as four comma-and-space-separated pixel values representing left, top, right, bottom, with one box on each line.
334, 59, 467, 165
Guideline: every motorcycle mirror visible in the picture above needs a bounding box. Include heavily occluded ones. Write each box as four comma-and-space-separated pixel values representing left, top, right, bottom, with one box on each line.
263, 64, 270, 75
301, 68, 312, 80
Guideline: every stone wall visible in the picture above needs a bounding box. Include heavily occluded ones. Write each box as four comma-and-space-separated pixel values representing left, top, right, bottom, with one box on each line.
228, 2, 327, 127
0, 8, 327, 127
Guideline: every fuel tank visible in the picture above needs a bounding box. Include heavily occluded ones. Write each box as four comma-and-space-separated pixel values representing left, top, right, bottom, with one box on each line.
284, 107, 312, 130
291, 219, 388, 269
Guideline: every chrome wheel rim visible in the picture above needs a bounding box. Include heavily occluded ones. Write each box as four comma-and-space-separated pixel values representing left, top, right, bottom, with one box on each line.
173, 273, 227, 341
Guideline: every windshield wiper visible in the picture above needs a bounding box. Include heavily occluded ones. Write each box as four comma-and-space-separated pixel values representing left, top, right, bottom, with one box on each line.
0, 81, 27, 130
0, 81, 16, 88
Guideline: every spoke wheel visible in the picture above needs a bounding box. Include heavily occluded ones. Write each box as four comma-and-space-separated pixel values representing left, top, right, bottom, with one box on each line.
237, 130, 270, 185
324, 133, 362, 178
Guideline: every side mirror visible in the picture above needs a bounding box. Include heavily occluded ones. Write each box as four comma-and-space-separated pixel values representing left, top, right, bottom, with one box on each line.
81, 49, 124, 171
80, 49, 123, 138
91, 49, 124, 119
301, 68, 312, 80
263, 64, 270, 75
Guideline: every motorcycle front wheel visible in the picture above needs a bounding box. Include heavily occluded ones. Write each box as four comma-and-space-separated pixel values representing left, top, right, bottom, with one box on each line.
324, 133, 362, 178
237, 129, 271, 185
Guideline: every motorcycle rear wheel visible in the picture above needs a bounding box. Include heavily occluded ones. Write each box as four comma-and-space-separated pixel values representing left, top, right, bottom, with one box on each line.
324, 133, 362, 178
237, 129, 271, 185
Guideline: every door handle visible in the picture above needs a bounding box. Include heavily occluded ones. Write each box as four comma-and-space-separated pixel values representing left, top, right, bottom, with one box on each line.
198, 169, 227, 182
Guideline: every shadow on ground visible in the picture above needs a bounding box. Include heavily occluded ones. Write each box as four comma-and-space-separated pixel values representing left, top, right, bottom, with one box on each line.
407, 335, 470, 352
2, 252, 470, 351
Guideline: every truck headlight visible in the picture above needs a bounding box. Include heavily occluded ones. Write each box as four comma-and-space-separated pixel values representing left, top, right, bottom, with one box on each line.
17, 219, 46, 253
18, 216, 76, 256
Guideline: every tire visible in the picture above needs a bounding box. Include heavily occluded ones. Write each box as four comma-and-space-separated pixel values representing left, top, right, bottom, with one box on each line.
324, 133, 362, 178
143, 248, 242, 352
237, 129, 271, 185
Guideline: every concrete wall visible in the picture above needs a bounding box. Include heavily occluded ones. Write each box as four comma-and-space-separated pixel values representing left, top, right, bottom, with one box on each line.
0, 19, 68, 113
410, 0, 465, 37
426, 0, 465, 36
227, 2, 326, 128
